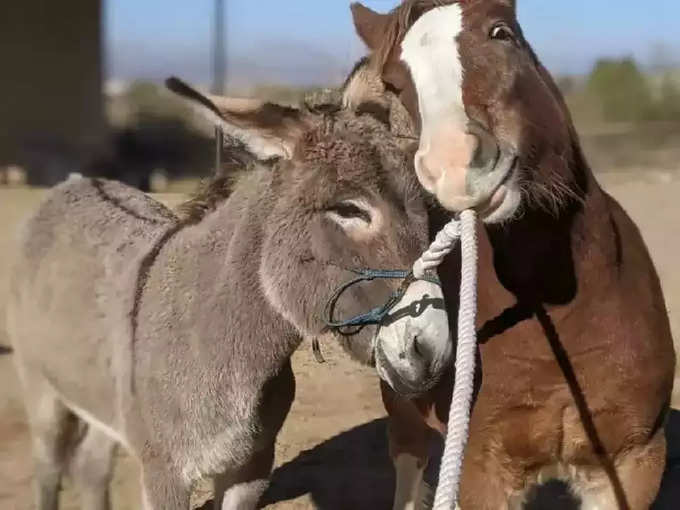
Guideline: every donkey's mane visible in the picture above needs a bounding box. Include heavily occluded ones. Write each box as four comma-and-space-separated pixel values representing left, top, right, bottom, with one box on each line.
342, 56, 371, 91
372, 0, 458, 71
176, 166, 259, 225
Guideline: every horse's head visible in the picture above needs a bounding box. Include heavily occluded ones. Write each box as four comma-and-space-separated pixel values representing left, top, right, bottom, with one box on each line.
166, 77, 453, 396
349, 0, 580, 222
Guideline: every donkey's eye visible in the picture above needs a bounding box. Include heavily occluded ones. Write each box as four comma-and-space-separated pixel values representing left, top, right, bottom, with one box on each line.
327, 202, 372, 223
326, 200, 373, 228
490, 24, 515, 43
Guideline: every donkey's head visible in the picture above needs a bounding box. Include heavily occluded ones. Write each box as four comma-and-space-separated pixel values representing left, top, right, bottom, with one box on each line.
349, 0, 580, 222
167, 78, 452, 396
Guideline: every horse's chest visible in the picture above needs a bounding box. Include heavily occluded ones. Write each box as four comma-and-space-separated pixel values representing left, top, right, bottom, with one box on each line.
475, 323, 658, 465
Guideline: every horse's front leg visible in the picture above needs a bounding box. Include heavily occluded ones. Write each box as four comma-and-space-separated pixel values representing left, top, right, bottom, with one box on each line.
381, 381, 441, 510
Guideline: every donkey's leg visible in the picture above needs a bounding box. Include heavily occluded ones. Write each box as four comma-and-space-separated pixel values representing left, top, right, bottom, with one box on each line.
213, 359, 295, 509
140, 463, 190, 510
23, 387, 80, 510
68, 425, 117, 510
381, 381, 435, 510
213, 440, 276, 509
574, 430, 666, 510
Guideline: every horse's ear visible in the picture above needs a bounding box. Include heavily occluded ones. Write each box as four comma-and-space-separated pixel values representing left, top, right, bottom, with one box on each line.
165, 76, 310, 160
350, 3, 391, 51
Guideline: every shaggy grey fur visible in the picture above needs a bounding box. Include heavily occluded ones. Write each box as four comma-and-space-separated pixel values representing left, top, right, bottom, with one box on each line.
8, 86, 450, 510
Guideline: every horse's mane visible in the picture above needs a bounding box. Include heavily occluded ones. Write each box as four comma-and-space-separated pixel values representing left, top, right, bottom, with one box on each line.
372, 0, 458, 71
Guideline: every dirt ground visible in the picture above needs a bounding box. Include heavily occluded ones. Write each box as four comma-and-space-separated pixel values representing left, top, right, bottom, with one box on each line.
1, 173, 679, 509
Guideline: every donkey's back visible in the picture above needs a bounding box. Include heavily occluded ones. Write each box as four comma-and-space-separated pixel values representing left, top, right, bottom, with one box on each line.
9, 177, 178, 435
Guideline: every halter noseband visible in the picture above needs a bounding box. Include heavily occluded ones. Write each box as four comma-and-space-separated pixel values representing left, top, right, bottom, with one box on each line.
321, 268, 441, 334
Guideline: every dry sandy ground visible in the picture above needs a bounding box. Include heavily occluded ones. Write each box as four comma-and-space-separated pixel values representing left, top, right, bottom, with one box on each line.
0, 174, 678, 509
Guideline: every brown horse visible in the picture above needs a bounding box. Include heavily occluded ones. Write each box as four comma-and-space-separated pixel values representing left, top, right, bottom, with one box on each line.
346, 1, 676, 509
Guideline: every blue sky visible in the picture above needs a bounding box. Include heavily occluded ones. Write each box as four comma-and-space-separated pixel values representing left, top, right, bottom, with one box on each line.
106, 0, 680, 86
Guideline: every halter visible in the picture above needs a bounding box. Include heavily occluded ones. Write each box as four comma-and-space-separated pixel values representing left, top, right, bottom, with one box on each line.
321, 268, 441, 333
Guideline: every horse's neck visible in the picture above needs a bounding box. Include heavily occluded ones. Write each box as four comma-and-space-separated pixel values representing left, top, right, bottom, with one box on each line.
486, 164, 618, 308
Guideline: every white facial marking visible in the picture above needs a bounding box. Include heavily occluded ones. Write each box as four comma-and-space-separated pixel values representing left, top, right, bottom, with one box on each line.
400, 5, 477, 210
400, 5, 523, 223
400, 4, 466, 128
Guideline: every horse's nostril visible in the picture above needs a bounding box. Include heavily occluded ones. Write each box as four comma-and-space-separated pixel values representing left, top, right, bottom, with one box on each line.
467, 122, 499, 170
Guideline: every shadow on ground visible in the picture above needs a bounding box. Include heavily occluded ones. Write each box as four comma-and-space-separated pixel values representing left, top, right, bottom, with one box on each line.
265, 412, 680, 509
197, 411, 680, 509
262, 419, 394, 509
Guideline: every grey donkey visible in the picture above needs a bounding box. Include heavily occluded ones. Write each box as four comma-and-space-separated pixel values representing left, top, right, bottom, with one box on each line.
7, 77, 453, 510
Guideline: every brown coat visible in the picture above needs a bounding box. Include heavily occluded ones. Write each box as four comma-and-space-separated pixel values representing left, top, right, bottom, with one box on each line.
347, 1, 675, 508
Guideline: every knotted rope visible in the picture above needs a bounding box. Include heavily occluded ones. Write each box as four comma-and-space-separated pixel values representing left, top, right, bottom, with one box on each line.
414, 209, 479, 510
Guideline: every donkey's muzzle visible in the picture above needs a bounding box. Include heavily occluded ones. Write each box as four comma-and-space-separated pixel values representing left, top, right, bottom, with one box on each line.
374, 280, 452, 396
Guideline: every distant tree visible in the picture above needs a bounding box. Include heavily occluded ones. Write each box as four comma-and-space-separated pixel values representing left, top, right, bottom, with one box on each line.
556, 75, 576, 96
657, 73, 680, 121
587, 57, 653, 122
649, 43, 677, 73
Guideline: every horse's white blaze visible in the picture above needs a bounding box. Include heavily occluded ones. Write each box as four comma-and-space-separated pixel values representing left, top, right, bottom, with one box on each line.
400, 5, 474, 202
401, 4, 466, 127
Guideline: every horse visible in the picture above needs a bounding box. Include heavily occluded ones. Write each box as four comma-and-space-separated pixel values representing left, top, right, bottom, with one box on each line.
345, 1, 676, 508
7, 78, 454, 510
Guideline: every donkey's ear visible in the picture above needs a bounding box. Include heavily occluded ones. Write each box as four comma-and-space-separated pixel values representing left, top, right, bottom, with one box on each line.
350, 3, 391, 51
165, 77, 310, 160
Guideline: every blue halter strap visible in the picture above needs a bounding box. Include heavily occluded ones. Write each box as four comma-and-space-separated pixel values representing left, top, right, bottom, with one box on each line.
321, 268, 441, 333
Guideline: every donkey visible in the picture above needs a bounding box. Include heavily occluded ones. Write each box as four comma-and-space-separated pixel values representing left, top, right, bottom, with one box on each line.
7, 77, 453, 510
345, 1, 676, 509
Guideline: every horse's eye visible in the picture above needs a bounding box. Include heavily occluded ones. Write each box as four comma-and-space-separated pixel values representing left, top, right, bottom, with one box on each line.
326, 200, 373, 227
490, 23, 515, 42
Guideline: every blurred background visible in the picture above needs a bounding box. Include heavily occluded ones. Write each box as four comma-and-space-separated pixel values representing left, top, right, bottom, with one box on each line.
1, 0, 679, 191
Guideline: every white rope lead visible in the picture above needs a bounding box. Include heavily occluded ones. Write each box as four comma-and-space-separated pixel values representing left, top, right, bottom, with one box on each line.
413, 209, 479, 510
413, 219, 461, 280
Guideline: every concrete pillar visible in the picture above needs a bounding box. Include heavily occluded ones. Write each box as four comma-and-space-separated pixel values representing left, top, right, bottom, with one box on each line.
0, 0, 106, 185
